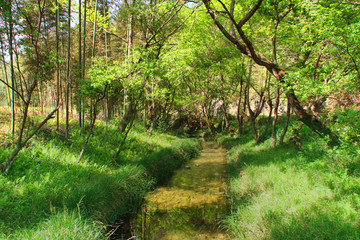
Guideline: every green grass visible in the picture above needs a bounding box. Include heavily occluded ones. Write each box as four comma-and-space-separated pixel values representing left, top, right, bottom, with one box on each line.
223, 122, 360, 239
2, 210, 105, 240
0, 119, 200, 239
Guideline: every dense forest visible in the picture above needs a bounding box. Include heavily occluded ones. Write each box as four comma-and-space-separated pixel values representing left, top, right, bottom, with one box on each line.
0, 0, 360, 239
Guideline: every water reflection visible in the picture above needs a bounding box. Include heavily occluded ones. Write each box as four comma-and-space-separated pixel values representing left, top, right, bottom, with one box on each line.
130, 141, 228, 240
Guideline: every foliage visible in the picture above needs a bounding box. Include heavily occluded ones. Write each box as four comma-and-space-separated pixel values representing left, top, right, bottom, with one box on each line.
328, 108, 360, 146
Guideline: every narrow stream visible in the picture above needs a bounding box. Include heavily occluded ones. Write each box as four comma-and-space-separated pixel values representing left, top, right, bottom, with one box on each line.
128, 141, 228, 240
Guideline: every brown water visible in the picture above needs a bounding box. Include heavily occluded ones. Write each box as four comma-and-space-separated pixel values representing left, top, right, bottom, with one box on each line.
129, 141, 228, 240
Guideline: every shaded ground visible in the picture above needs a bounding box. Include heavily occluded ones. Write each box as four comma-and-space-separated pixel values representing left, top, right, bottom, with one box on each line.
129, 141, 228, 240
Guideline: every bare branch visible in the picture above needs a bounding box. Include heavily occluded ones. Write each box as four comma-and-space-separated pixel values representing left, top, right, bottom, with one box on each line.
104, 29, 127, 43
146, 0, 184, 46
149, 6, 196, 47
332, 0, 360, 5
0, 78, 26, 104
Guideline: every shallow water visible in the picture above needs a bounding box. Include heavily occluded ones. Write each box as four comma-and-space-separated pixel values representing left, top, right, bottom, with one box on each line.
129, 141, 228, 240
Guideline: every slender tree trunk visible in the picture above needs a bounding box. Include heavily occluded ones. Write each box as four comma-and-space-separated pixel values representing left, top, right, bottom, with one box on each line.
81, 0, 86, 133
78, 0, 82, 129
115, 111, 136, 160
14, 48, 27, 97
56, 0, 60, 130
272, 87, 280, 146
258, 96, 273, 144
271, 20, 281, 147
66, 0, 72, 142
92, 0, 98, 59
123, 0, 134, 119
0, 38, 11, 106
236, 78, 246, 137
220, 72, 230, 131
203, 103, 215, 136
78, 86, 107, 162
78, 105, 95, 162
119, 102, 134, 132
103, 0, 112, 121
279, 100, 291, 145
8, 11, 16, 137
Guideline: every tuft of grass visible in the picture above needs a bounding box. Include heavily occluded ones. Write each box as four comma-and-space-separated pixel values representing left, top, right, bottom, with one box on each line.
3, 210, 105, 240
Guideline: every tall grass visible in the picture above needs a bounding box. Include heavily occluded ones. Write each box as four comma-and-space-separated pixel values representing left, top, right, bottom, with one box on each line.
0, 119, 200, 238
3, 210, 105, 240
140, 138, 200, 184
223, 122, 360, 239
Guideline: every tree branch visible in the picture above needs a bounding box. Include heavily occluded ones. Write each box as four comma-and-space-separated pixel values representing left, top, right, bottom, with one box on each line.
0, 78, 26, 104
332, 0, 360, 5
237, 0, 263, 27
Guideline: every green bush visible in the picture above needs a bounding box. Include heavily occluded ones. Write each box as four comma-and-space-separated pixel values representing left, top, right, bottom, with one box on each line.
329, 108, 360, 145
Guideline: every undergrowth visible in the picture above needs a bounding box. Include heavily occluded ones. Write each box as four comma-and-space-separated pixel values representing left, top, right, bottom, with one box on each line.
222, 115, 360, 239
0, 117, 200, 239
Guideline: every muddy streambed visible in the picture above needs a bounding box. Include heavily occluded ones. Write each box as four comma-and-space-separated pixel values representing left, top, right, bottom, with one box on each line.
117, 141, 228, 240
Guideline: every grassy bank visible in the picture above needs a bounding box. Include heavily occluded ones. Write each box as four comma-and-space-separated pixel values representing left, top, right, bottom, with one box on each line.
0, 116, 200, 239
220, 119, 360, 239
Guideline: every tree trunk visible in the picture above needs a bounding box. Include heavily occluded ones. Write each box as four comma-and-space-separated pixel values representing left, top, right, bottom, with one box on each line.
8, 11, 16, 137
65, 0, 71, 143
92, 0, 98, 59
119, 101, 135, 132
115, 110, 136, 160
56, 0, 60, 131
280, 100, 291, 145
0, 37, 11, 106
203, 103, 215, 136
220, 72, 230, 131
78, 86, 107, 162
236, 78, 244, 136
272, 87, 280, 146
82, 0, 87, 134
78, 0, 82, 130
